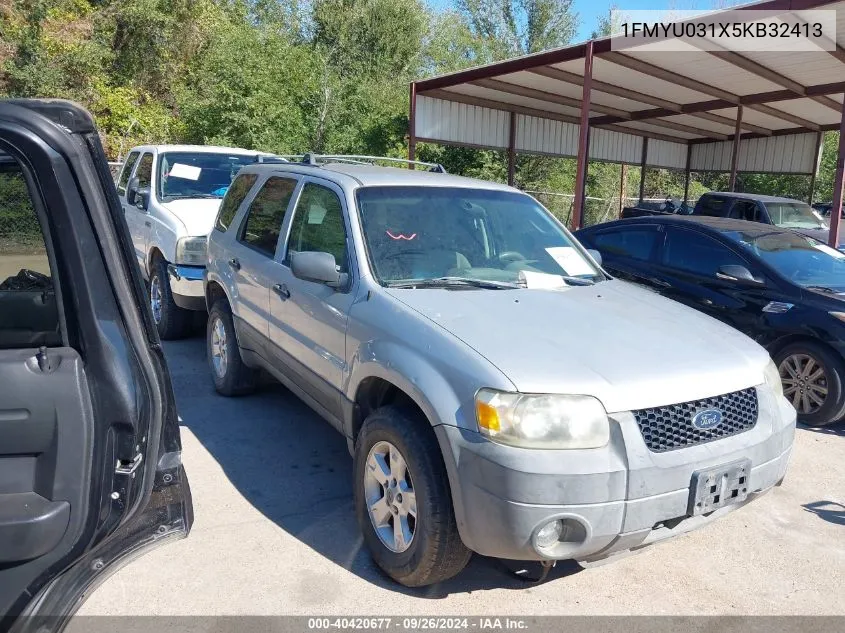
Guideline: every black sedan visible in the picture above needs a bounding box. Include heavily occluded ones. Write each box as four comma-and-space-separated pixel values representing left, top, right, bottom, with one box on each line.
575, 216, 845, 427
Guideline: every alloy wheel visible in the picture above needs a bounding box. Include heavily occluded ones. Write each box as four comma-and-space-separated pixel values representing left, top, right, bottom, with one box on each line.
779, 353, 828, 414
364, 441, 417, 553
210, 316, 228, 379
150, 275, 163, 324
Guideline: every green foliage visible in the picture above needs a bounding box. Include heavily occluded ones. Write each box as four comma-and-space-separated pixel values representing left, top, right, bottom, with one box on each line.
0, 0, 837, 224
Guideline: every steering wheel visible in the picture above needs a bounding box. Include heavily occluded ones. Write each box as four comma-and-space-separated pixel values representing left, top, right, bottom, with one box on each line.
498, 251, 527, 264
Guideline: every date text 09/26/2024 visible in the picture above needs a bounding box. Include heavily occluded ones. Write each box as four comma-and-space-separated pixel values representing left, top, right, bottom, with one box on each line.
307, 618, 529, 630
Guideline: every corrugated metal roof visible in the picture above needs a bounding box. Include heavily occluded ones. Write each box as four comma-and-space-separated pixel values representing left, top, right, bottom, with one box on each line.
411, 0, 845, 175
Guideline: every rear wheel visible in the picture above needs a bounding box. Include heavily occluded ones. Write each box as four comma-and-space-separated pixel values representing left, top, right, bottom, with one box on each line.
149, 258, 191, 340
775, 341, 845, 427
353, 406, 471, 587
207, 299, 258, 396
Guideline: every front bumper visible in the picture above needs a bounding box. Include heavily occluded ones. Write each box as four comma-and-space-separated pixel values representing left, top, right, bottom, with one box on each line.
167, 264, 206, 311
436, 386, 795, 562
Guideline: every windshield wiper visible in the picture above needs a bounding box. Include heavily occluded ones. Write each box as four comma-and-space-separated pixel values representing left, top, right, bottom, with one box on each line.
387, 276, 519, 290
806, 285, 838, 294
164, 193, 222, 200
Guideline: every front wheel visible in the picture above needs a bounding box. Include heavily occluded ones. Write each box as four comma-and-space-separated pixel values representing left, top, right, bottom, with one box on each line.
775, 341, 845, 427
353, 406, 471, 587
149, 259, 191, 340
207, 299, 258, 396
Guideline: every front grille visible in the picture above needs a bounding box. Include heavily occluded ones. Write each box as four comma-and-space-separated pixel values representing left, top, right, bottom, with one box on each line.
633, 388, 758, 453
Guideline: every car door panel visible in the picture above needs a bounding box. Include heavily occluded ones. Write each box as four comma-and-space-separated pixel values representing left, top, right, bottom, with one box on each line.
270, 179, 354, 426
0, 99, 191, 628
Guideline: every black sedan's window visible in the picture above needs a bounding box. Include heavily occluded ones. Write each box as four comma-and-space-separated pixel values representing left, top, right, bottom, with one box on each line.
663, 227, 747, 277
591, 227, 659, 262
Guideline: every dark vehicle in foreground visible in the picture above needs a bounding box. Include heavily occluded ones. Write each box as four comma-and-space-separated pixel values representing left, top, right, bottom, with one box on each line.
576, 215, 845, 427
0, 100, 192, 631
623, 193, 839, 249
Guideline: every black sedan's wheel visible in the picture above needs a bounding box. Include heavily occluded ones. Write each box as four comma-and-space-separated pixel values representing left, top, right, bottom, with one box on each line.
353, 406, 471, 587
775, 341, 845, 427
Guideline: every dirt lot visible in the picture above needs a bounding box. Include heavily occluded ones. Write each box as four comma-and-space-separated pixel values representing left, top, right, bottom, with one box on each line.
78, 338, 844, 616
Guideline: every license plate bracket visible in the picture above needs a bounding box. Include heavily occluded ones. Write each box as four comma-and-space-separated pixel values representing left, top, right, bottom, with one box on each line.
688, 459, 751, 516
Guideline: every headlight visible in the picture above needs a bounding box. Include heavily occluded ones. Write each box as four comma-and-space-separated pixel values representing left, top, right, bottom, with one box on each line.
475, 389, 609, 449
175, 236, 208, 266
764, 358, 783, 399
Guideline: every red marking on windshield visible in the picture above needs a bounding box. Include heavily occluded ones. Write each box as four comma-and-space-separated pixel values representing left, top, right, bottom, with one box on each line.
386, 230, 417, 241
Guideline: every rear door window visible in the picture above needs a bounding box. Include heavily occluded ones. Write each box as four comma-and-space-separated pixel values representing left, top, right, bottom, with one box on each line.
591, 226, 660, 262
238, 176, 298, 257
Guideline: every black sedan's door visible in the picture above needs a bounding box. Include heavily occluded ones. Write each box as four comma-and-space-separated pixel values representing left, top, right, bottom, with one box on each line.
0, 100, 192, 632
650, 225, 778, 341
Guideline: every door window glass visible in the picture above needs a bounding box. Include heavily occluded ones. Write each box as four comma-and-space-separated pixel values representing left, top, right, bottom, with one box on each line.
592, 228, 659, 262
135, 153, 153, 189
663, 227, 747, 277
216, 173, 258, 232
286, 183, 348, 272
0, 165, 59, 348
238, 177, 297, 257
117, 151, 140, 196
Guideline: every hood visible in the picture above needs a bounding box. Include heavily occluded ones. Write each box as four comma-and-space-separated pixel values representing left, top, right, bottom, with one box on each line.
160, 198, 223, 236
387, 280, 770, 413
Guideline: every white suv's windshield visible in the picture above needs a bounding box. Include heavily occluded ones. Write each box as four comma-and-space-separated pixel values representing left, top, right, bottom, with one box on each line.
767, 201, 827, 230
157, 152, 257, 202
356, 186, 603, 288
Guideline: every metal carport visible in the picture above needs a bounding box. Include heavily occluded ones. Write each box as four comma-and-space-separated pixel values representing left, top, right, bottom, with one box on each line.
408, 0, 845, 246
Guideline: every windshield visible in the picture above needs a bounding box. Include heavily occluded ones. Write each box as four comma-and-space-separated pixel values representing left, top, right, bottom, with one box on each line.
356, 186, 603, 287
766, 201, 827, 230
725, 229, 845, 291
156, 152, 257, 201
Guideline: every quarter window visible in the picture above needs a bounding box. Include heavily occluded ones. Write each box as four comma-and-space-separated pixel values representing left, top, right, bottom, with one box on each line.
117, 151, 140, 196
215, 173, 258, 232
592, 227, 659, 262
663, 227, 747, 277
238, 177, 297, 257
285, 183, 348, 271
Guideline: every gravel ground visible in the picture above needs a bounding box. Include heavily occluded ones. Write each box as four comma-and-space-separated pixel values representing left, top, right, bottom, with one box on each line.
77, 337, 845, 616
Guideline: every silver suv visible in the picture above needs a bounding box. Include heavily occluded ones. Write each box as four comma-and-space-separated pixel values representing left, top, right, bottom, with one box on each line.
204, 156, 796, 587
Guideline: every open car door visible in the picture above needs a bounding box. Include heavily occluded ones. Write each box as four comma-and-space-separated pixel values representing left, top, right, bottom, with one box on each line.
0, 100, 192, 632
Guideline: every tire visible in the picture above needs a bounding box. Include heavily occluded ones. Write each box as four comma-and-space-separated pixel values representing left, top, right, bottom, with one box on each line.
353, 406, 471, 587
149, 258, 191, 340
207, 299, 258, 396
774, 341, 845, 427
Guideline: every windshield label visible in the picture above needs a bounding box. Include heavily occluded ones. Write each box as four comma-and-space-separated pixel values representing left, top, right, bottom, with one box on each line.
545, 246, 594, 276
168, 163, 202, 181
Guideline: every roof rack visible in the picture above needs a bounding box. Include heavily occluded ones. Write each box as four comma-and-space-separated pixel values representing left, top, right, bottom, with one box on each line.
277, 154, 446, 173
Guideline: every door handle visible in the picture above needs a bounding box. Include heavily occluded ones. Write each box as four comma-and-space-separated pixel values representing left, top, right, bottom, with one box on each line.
272, 283, 291, 300
228, 257, 241, 271
144, 221, 151, 227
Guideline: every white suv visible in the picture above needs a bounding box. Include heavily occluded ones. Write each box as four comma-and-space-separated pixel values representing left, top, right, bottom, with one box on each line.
116, 145, 271, 338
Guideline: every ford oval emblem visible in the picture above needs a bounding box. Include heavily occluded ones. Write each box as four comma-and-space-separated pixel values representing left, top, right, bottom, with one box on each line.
692, 408, 723, 430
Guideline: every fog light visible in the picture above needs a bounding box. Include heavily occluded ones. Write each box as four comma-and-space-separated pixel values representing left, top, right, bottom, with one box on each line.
535, 520, 563, 548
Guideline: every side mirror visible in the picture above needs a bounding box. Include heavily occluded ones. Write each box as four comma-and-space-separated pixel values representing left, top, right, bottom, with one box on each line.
126, 177, 140, 205
716, 264, 764, 285
135, 187, 150, 211
291, 251, 345, 288
587, 248, 603, 267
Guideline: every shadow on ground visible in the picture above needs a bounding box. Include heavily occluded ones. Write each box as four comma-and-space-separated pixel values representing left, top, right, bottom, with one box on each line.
798, 421, 845, 437
166, 338, 582, 598
802, 501, 845, 526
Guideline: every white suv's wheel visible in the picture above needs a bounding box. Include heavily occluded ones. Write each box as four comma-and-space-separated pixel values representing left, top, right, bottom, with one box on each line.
149, 259, 190, 340
206, 299, 257, 396
353, 406, 471, 587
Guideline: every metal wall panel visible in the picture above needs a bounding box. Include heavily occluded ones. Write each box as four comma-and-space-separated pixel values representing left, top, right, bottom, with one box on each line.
646, 139, 688, 169
515, 114, 580, 156
691, 132, 817, 174
588, 128, 642, 164
415, 96, 509, 149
